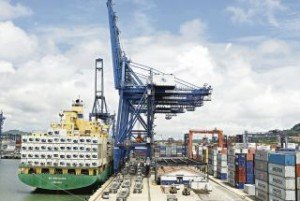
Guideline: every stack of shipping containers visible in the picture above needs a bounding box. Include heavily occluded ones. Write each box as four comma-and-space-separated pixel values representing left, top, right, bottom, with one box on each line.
217, 152, 228, 180
208, 147, 218, 177
245, 148, 255, 184
228, 148, 247, 188
255, 150, 270, 201
268, 152, 296, 201
234, 152, 247, 189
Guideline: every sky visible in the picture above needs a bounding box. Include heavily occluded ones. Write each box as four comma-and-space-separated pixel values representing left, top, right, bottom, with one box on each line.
0, 0, 299, 138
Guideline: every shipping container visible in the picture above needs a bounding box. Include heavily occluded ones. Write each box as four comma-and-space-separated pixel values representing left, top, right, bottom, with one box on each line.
255, 169, 268, 182
296, 164, 300, 177
246, 174, 254, 184
269, 184, 296, 200
255, 189, 269, 201
255, 150, 270, 161
268, 153, 296, 166
255, 179, 268, 192
255, 160, 268, 171
268, 174, 296, 190
217, 172, 227, 180
268, 163, 295, 178
268, 195, 285, 201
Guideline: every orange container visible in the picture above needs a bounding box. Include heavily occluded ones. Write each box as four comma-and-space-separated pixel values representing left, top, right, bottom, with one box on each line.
296, 164, 300, 177
246, 148, 255, 161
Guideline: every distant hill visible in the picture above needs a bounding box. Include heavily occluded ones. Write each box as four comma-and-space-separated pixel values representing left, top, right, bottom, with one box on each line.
284, 123, 300, 137
3, 130, 30, 136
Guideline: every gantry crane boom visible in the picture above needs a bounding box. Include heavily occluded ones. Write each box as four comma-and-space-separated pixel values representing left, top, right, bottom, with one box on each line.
106, 0, 212, 172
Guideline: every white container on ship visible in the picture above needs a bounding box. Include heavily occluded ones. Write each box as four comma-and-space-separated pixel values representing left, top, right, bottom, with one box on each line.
59, 161, 66, 167
53, 152, 59, 159
53, 144, 59, 151
32, 159, 39, 167
27, 160, 33, 166
91, 137, 99, 144
84, 145, 91, 152
255, 179, 268, 193
20, 159, 28, 166
65, 152, 72, 159
268, 163, 295, 178
46, 160, 52, 166
59, 153, 66, 160
269, 174, 296, 190
269, 184, 296, 200
255, 189, 268, 201
85, 153, 92, 159
46, 144, 53, 151
40, 159, 46, 167
79, 145, 85, 152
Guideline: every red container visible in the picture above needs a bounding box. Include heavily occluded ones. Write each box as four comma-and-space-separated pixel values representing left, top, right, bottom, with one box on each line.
235, 173, 246, 183
235, 167, 246, 183
296, 164, 300, 177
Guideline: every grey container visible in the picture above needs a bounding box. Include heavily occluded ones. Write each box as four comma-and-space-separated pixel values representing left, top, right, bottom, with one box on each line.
255, 189, 268, 201
297, 177, 300, 190
268, 195, 285, 201
269, 174, 296, 190
268, 163, 295, 178
269, 184, 296, 200
255, 150, 270, 161
255, 160, 268, 171
255, 179, 268, 193
255, 169, 268, 182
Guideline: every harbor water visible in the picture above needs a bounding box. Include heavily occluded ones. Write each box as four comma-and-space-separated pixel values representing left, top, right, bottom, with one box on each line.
0, 159, 90, 201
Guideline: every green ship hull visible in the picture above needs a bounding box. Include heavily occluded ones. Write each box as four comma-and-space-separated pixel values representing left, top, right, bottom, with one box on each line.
18, 166, 113, 190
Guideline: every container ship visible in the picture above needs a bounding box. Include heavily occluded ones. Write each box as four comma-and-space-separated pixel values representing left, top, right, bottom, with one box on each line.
18, 99, 113, 190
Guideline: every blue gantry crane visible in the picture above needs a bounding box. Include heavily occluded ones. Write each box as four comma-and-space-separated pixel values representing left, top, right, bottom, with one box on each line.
106, 0, 212, 172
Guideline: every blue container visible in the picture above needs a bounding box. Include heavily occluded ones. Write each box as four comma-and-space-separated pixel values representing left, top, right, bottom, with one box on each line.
246, 161, 254, 173
235, 183, 244, 189
217, 172, 227, 180
246, 174, 254, 184
235, 153, 246, 159
268, 152, 295, 166
235, 159, 246, 167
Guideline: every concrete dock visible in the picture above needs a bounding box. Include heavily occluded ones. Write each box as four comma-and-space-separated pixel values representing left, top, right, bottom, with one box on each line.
89, 173, 255, 201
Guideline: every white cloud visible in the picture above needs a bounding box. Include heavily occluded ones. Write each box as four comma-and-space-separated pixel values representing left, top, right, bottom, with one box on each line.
0, 21, 37, 61
226, 0, 286, 26
0, 0, 32, 20
0, 60, 15, 73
